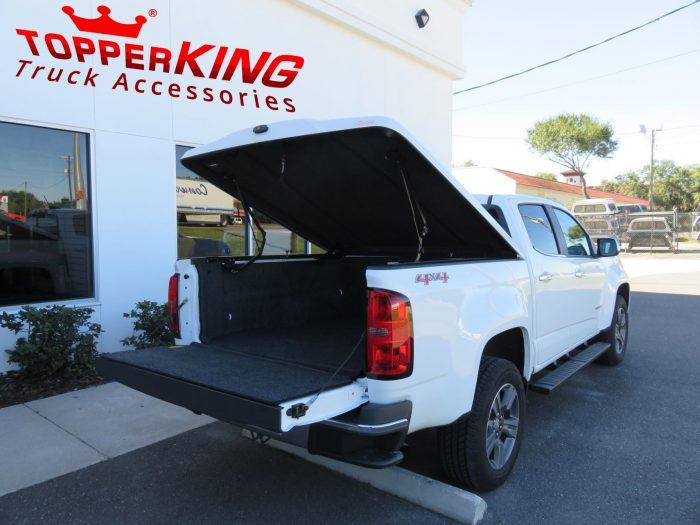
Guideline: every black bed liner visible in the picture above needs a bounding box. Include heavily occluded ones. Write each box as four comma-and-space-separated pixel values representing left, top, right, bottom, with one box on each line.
97, 319, 366, 433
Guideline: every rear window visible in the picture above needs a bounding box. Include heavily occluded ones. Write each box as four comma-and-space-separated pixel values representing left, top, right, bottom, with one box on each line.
583, 220, 609, 230
631, 220, 667, 230
26, 214, 59, 235
573, 204, 607, 214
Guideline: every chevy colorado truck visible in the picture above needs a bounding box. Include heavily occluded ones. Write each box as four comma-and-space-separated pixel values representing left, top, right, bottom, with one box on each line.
98, 117, 629, 491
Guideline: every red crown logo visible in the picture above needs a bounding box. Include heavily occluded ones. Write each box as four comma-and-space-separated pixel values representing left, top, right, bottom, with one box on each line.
62, 5, 147, 38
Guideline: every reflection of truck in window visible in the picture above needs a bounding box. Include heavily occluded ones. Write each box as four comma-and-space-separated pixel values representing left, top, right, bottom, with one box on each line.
0, 208, 91, 304
25, 209, 92, 297
176, 178, 244, 227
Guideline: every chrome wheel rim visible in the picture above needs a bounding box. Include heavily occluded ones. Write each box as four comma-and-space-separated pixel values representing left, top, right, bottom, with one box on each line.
614, 306, 627, 354
485, 383, 520, 470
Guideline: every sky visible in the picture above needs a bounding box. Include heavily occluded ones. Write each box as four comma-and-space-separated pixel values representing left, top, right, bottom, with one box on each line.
0, 122, 89, 203
451, 0, 700, 185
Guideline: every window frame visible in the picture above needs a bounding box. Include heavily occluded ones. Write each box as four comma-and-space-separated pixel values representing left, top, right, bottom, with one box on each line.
0, 118, 96, 307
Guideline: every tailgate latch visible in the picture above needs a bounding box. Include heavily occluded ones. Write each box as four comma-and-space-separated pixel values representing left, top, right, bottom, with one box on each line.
286, 403, 309, 419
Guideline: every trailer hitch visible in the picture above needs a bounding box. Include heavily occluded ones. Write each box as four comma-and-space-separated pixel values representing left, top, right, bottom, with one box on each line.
286, 403, 309, 419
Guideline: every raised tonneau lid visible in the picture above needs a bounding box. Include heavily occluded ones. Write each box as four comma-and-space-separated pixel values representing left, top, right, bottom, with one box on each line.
182, 117, 520, 260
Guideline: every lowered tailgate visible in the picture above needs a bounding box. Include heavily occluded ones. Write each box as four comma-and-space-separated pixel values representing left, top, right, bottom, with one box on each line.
97, 344, 368, 433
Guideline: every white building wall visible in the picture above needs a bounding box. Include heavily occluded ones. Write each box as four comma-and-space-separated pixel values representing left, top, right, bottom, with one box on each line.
452, 167, 517, 196
0, 0, 469, 371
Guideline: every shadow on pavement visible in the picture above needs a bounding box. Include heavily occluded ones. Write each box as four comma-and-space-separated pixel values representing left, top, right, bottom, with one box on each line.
403, 290, 700, 525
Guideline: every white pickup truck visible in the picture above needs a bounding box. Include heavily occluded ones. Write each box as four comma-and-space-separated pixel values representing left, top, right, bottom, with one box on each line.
98, 117, 629, 491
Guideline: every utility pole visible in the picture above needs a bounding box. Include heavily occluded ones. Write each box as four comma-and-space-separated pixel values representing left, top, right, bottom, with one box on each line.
23, 181, 27, 217
649, 129, 656, 211
61, 155, 73, 206
640, 125, 662, 210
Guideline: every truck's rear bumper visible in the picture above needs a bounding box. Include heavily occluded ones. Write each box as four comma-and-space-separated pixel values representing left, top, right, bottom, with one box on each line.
307, 401, 412, 469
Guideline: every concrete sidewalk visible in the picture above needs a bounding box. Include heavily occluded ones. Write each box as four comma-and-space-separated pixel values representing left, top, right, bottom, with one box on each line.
0, 382, 213, 497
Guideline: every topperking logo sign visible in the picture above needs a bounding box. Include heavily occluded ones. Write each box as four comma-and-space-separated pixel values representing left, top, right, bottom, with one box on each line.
14, 5, 305, 112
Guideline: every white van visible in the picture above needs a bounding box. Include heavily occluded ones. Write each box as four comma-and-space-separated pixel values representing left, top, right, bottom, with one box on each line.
571, 198, 618, 216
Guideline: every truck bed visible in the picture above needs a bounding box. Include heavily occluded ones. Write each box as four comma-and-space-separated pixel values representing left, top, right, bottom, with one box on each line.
98, 317, 365, 408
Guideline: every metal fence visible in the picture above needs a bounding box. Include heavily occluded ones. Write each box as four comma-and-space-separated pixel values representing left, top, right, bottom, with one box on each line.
574, 211, 700, 254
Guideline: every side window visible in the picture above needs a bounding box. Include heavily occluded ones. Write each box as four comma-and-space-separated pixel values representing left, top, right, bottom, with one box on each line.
518, 204, 558, 255
553, 208, 591, 256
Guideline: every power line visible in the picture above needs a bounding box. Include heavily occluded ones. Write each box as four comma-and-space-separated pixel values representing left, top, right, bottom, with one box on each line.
452, 0, 700, 96
453, 48, 700, 112
28, 176, 68, 190
617, 123, 700, 136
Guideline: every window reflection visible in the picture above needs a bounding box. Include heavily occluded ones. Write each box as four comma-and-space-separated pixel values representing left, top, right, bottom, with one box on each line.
175, 146, 315, 258
0, 122, 93, 306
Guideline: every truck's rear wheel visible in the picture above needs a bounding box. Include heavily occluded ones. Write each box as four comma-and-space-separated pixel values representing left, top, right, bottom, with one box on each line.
220, 215, 230, 227
438, 357, 525, 492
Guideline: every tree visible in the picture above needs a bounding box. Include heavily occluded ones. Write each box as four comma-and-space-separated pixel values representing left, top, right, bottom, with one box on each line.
598, 171, 647, 199
526, 113, 618, 198
535, 172, 558, 181
598, 161, 700, 211
0, 189, 44, 216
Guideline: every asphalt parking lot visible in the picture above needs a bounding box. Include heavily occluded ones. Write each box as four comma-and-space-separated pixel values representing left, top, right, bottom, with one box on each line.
403, 269, 700, 524
1, 261, 698, 524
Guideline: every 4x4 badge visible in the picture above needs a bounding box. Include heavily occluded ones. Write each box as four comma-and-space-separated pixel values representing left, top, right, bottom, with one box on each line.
415, 272, 449, 285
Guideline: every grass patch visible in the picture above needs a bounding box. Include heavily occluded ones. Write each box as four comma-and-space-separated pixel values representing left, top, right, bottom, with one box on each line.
178, 226, 246, 256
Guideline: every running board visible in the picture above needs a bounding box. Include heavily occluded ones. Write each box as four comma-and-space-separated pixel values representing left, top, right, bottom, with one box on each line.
530, 342, 610, 394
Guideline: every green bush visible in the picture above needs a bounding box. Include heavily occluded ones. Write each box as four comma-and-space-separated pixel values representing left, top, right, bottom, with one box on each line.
0, 305, 102, 379
121, 301, 174, 349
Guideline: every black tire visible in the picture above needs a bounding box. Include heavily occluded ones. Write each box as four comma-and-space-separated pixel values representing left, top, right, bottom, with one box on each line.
597, 295, 628, 366
219, 215, 230, 227
438, 357, 525, 492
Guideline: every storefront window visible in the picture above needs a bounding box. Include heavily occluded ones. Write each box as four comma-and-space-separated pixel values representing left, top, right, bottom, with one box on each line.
176, 146, 320, 258
176, 145, 246, 258
252, 212, 307, 256
0, 122, 93, 306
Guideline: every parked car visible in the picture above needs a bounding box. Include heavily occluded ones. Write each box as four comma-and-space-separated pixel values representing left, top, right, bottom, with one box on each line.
98, 117, 629, 492
571, 198, 619, 216
571, 199, 621, 231
617, 204, 647, 213
578, 217, 621, 248
0, 214, 70, 305
625, 217, 674, 252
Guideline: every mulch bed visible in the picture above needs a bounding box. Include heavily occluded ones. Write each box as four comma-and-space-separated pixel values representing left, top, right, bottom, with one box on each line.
0, 372, 110, 409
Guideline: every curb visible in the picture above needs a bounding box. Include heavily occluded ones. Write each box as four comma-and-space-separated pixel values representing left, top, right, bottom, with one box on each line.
264, 438, 486, 525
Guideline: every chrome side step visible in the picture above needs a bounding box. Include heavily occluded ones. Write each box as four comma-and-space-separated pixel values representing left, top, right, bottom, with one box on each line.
530, 342, 610, 394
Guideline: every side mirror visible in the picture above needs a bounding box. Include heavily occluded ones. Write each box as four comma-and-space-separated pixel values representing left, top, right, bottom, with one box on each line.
597, 238, 619, 257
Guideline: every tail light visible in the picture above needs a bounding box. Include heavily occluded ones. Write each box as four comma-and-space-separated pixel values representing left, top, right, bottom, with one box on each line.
167, 273, 181, 339
367, 289, 413, 379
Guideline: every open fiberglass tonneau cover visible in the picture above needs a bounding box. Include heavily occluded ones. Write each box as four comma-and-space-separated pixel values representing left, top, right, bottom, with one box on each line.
99, 117, 522, 441
181, 116, 521, 260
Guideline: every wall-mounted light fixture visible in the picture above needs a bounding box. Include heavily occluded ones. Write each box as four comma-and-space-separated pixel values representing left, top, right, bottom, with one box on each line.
415, 9, 429, 28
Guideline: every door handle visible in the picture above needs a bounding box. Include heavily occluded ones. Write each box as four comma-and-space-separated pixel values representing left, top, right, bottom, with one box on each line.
538, 272, 554, 282
575, 270, 584, 278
